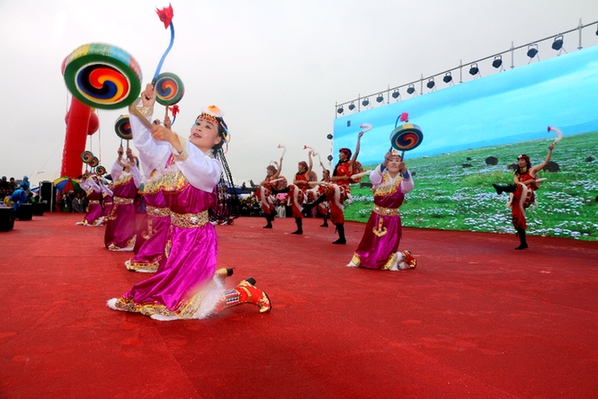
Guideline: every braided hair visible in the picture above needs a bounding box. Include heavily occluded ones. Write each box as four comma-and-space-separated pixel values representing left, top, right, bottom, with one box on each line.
209, 118, 240, 224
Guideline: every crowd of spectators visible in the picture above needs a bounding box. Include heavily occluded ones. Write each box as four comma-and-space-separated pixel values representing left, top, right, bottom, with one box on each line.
0, 175, 38, 211
1, 175, 317, 220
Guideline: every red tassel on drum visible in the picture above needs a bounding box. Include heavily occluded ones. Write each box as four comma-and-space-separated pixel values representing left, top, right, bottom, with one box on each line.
400, 112, 409, 123
156, 4, 174, 29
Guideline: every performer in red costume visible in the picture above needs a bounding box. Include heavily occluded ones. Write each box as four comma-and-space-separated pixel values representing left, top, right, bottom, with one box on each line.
303, 131, 364, 244
492, 143, 555, 250
256, 157, 285, 229
284, 154, 314, 235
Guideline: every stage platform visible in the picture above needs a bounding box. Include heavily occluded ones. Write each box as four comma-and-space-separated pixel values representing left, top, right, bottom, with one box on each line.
1, 213, 597, 398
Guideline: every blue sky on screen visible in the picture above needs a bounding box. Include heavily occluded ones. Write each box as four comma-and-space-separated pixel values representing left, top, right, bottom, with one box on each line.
333, 45, 598, 166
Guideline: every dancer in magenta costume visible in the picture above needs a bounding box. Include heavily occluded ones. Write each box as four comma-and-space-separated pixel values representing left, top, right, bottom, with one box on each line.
100, 183, 113, 223
77, 173, 104, 226
103, 148, 141, 251
348, 150, 417, 271
125, 116, 174, 273
108, 84, 271, 320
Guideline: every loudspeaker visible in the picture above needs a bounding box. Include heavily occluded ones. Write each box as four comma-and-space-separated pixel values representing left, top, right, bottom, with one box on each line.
40, 181, 54, 212
0, 208, 15, 231
16, 203, 33, 221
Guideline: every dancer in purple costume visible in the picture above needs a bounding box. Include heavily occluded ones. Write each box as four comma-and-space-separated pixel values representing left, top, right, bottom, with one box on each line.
77, 172, 104, 226
348, 150, 417, 271
108, 84, 271, 320
100, 182, 113, 223
125, 116, 174, 273
103, 147, 141, 251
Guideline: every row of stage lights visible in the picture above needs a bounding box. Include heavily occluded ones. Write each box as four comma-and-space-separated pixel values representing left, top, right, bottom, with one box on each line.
336, 31, 588, 115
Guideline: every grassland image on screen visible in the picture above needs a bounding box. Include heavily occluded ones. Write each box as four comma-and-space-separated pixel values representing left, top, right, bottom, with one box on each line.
333, 45, 598, 241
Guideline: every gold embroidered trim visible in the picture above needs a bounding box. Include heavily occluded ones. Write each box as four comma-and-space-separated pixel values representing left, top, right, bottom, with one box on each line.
171, 210, 209, 229
146, 205, 171, 217
160, 171, 189, 192
115, 279, 217, 318
130, 105, 154, 118
144, 178, 163, 194
382, 253, 398, 270
113, 196, 134, 205
373, 205, 400, 216
88, 200, 100, 204
351, 253, 361, 266
114, 173, 132, 186
372, 218, 388, 237
374, 175, 401, 196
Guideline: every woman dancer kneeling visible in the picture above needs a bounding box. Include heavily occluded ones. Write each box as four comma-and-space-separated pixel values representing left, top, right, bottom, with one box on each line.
108, 85, 271, 320
348, 149, 416, 270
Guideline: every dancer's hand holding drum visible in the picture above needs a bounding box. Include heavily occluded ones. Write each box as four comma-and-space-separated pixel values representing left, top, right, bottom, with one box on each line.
142, 84, 156, 108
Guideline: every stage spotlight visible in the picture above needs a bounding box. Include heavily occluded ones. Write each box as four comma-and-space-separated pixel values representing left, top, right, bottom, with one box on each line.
492, 55, 502, 68
527, 44, 538, 59
362, 98, 369, 107
337, 106, 343, 114
327, 133, 333, 140
469, 63, 479, 76
443, 72, 452, 83
406, 84, 415, 94
327, 155, 333, 161
552, 35, 563, 51
426, 78, 435, 89
348, 103, 355, 111
376, 94, 384, 103
391, 90, 400, 99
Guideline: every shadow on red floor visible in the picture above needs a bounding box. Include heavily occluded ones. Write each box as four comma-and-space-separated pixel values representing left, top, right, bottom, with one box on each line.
1, 213, 597, 398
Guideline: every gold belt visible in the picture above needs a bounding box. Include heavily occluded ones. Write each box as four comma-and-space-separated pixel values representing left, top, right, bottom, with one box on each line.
146, 205, 171, 217
373, 205, 400, 216
171, 210, 209, 228
113, 197, 134, 205
88, 200, 100, 204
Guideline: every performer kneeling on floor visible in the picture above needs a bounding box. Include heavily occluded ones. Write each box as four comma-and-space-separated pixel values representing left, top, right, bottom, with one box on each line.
107, 84, 271, 320
347, 149, 416, 270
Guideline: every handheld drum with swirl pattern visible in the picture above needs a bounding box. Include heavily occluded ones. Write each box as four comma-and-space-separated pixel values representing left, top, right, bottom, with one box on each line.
389, 112, 424, 160
155, 72, 185, 123
114, 115, 133, 149
62, 43, 142, 110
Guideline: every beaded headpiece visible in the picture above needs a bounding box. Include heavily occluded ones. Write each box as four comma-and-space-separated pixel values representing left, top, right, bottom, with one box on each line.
196, 105, 229, 143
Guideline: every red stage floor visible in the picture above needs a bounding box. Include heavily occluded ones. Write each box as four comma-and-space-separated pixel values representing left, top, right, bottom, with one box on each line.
1, 213, 597, 398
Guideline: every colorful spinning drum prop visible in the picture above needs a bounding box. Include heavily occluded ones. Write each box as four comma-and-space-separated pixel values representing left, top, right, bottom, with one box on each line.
89, 157, 100, 168
155, 72, 185, 106
390, 123, 424, 156
114, 115, 132, 140
95, 165, 107, 175
81, 151, 94, 164
62, 43, 142, 110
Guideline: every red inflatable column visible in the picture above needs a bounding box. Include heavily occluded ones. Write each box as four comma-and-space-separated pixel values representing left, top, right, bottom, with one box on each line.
61, 97, 91, 178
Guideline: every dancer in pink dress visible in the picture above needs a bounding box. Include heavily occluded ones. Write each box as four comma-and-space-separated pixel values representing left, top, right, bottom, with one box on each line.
103, 147, 141, 251
347, 150, 417, 270
108, 84, 271, 320
77, 172, 104, 226
125, 116, 174, 273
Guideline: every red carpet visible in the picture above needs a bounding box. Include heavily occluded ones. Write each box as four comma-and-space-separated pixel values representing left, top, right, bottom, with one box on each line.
1, 213, 597, 398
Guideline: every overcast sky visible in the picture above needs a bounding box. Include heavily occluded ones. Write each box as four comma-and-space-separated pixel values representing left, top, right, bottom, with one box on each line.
0, 0, 597, 185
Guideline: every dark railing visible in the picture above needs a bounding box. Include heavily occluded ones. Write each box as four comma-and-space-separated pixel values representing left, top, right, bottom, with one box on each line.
335, 20, 598, 116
